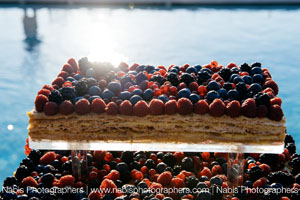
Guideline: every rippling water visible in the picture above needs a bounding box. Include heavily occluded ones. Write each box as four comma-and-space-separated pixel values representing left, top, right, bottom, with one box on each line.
0, 4, 300, 183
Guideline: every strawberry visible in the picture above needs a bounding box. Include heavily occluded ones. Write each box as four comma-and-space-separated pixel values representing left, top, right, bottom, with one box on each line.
225, 100, 240, 118
43, 102, 58, 116
119, 100, 133, 115
177, 98, 193, 115
209, 99, 225, 117
35, 94, 48, 112
91, 98, 106, 114
149, 99, 164, 115
106, 102, 118, 115
133, 101, 149, 117
164, 100, 177, 115
74, 99, 90, 115
193, 100, 209, 115
59, 100, 74, 115
241, 98, 257, 118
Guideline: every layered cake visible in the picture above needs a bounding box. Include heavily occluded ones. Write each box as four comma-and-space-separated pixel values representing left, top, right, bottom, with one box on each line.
28, 58, 285, 144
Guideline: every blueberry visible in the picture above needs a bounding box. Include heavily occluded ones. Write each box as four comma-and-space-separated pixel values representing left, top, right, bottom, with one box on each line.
196, 190, 212, 200
43, 164, 55, 174
196, 182, 208, 189
88, 86, 101, 96
218, 88, 227, 99
119, 91, 132, 100
251, 67, 262, 75
137, 181, 148, 189
244, 180, 253, 188
223, 82, 233, 91
73, 96, 84, 103
200, 68, 212, 74
231, 67, 240, 74
253, 74, 264, 83
177, 88, 191, 99
74, 74, 83, 80
199, 176, 209, 182
139, 80, 149, 91
136, 65, 145, 73
206, 90, 220, 102
129, 95, 143, 105
169, 68, 179, 73
227, 89, 239, 100
145, 65, 155, 73
189, 94, 200, 104
135, 72, 148, 84
181, 157, 193, 170
132, 89, 143, 96
41, 173, 55, 186
101, 89, 114, 100
3, 192, 18, 199
186, 67, 197, 74
233, 77, 244, 84
128, 71, 137, 76
249, 83, 262, 93
107, 82, 122, 94
230, 74, 240, 82
207, 81, 220, 91
242, 75, 253, 84
86, 68, 95, 78
116, 162, 129, 174
72, 80, 78, 86
66, 77, 75, 82
210, 176, 223, 186
143, 89, 153, 101
157, 162, 167, 173
88, 96, 101, 103
17, 194, 28, 200
194, 64, 202, 72
158, 95, 169, 103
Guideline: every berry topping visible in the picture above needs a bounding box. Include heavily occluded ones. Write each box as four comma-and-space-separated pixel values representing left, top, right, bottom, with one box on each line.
106, 102, 118, 115
257, 105, 269, 118
91, 98, 106, 114
149, 99, 164, 115
270, 97, 282, 106
48, 89, 63, 105
209, 99, 225, 117
21, 176, 38, 188
59, 175, 75, 187
39, 152, 56, 165
194, 100, 209, 115
62, 63, 74, 74
133, 100, 149, 117
37, 89, 51, 97
59, 100, 74, 115
264, 80, 279, 95
119, 100, 133, 115
225, 100, 240, 118
52, 77, 64, 87
268, 104, 284, 121
108, 81, 122, 94
177, 98, 193, 115
241, 98, 257, 118
43, 102, 58, 116
42, 84, 54, 91
35, 94, 48, 112
74, 99, 90, 115
164, 100, 177, 115
67, 58, 79, 72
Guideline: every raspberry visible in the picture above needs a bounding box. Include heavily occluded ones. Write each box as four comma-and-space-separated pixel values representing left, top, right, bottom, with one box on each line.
59, 100, 74, 115
42, 84, 54, 91
94, 151, 106, 160
104, 152, 114, 162
75, 99, 90, 115
170, 177, 185, 188
225, 100, 240, 118
88, 191, 101, 200
201, 152, 210, 161
52, 77, 64, 87
106, 102, 118, 115
104, 170, 120, 181
194, 100, 209, 115
62, 63, 74, 74
43, 102, 58, 116
21, 176, 38, 188
264, 80, 279, 95
39, 152, 56, 165
35, 94, 48, 112
57, 71, 69, 79
198, 167, 212, 179
149, 99, 164, 115
119, 100, 133, 115
259, 164, 271, 176
157, 171, 172, 186
149, 182, 163, 190
67, 58, 79, 72
133, 100, 149, 117
91, 98, 106, 114
253, 177, 267, 188
241, 98, 257, 118
198, 85, 208, 96
38, 89, 51, 97
100, 179, 119, 196
59, 175, 75, 187
174, 152, 185, 162
177, 82, 187, 91
178, 98, 193, 115
270, 97, 282, 106
164, 100, 177, 115
209, 99, 225, 117
257, 105, 268, 118
212, 165, 223, 176
189, 82, 198, 92
268, 104, 284, 121
129, 63, 139, 71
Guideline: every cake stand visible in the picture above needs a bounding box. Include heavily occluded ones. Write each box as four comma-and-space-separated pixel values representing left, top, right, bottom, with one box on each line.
29, 139, 284, 190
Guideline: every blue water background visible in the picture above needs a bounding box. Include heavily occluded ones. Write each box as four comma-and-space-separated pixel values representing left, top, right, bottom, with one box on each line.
0, 4, 300, 183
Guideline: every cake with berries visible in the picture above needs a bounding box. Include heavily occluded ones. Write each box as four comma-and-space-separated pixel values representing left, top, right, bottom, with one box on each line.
28, 58, 286, 145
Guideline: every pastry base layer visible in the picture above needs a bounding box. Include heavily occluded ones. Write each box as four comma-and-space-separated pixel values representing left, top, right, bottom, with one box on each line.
27, 110, 286, 145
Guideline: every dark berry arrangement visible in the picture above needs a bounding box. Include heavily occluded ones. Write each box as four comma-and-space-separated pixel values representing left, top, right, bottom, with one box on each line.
34, 58, 283, 121
1, 134, 299, 200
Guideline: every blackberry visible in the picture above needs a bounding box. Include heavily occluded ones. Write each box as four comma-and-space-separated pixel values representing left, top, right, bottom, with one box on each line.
254, 92, 270, 107
61, 87, 76, 101
259, 154, 278, 169
166, 72, 179, 86
197, 71, 211, 85
163, 153, 176, 167
145, 159, 156, 169
235, 82, 248, 99
267, 171, 295, 187
129, 161, 141, 170
285, 134, 295, 145
223, 82, 233, 91
180, 73, 195, 86
196, 190, 212, 200
75, 79, 89, 96
150, 74, 165, 86
109, 161, 117, 170
240, 63, 251, 72
120, 75, 134, 86
173, 165, 182, 175
3, 176, 18, 187
185, 176, 199, 189
286, 143, 296, 155
135, 65, 145, 73
20, 158, 34, 172
164, 167, 174, 174
181, 157, 193, 171
218, 68, 232, 82
28, 149, 42, 164
78, 57, 92, 74
135, 72, 148, 84
249, 165, 263, 181
48, 90, 63, 105
121, 151, 134, 165
251, 62, 262, 68
86, 78, 98, 87
15, 165, 29, 181
144, 65, 155, 73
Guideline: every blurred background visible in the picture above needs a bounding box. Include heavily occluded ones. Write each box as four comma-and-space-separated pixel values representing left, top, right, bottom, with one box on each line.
0, 1, 300, 183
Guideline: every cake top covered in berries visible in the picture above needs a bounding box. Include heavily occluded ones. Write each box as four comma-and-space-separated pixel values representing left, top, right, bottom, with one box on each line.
34, 58, 284, 121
